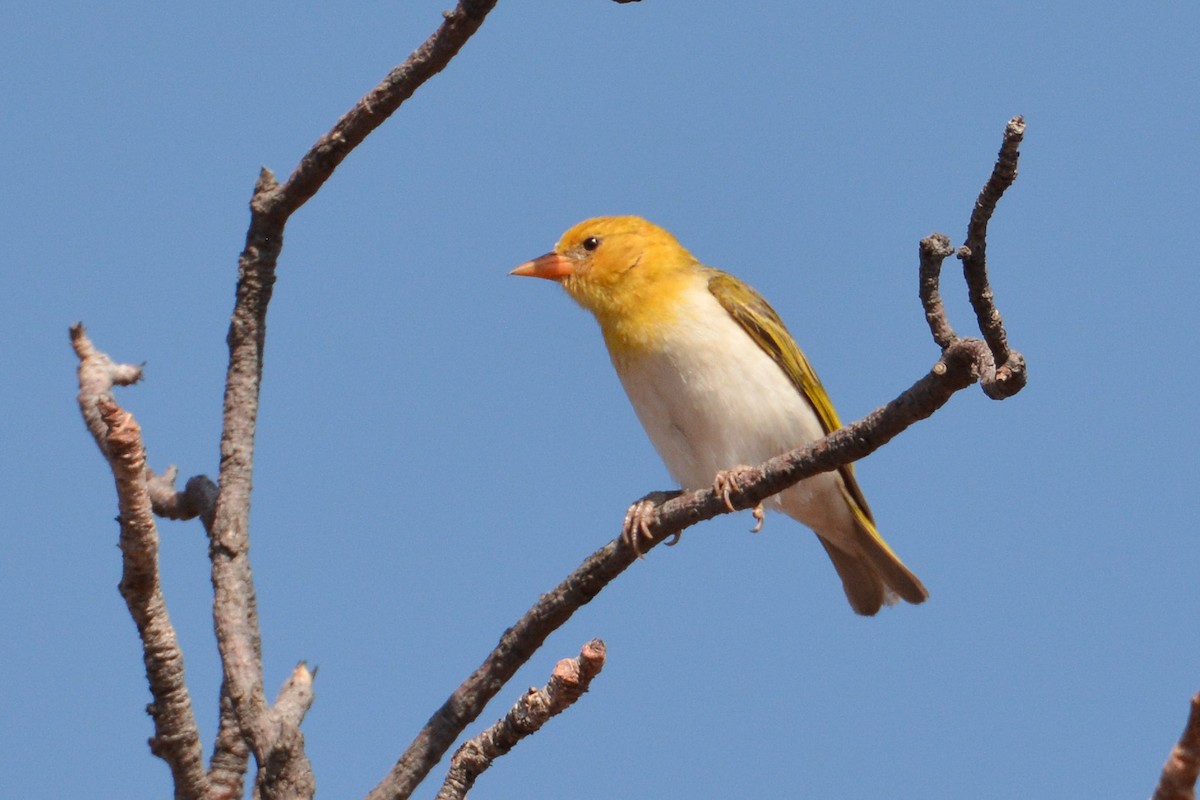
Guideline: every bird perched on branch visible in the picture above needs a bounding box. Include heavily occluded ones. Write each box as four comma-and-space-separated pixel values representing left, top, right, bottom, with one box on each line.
511, 215, 927, 615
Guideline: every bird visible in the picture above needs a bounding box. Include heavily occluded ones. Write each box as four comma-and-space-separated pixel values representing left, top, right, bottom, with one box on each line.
511, 215, 927, 615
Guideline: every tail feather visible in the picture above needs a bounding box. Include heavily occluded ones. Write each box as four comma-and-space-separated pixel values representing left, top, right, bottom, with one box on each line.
817, 515, 928, 616
828, 472, 929, 613
852, 515, 929, 607
817, 537, 889, 616
768, 466, 928, 615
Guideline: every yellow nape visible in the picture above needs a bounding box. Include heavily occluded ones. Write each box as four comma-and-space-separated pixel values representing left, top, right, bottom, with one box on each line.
552, 216, 703, 354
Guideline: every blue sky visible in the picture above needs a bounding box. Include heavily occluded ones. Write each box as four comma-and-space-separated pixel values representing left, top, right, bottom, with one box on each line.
3, 2, 1198, 798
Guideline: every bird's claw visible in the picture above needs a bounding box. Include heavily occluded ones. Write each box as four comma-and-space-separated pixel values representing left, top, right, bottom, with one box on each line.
712, 465, 753, 511
621, 499, 657, 558
620, 490, 684, 557
713, 466, 766, 532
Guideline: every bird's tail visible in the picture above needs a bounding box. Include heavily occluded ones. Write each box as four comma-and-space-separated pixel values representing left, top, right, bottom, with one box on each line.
818, 532, 927, 616
820, 481, 928, 616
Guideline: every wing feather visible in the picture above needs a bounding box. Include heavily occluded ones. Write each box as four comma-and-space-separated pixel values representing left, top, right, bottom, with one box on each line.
706, 270, 876, 524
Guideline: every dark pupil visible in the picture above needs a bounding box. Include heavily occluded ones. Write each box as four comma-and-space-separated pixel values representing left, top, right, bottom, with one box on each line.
582, 237, 600, 252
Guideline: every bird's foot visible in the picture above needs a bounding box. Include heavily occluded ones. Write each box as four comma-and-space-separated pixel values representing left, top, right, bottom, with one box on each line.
712, 466, 766, 532
621, 490, 683, 557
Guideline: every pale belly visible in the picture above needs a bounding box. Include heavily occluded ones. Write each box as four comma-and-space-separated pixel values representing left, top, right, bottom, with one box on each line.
611, 307, 853, 537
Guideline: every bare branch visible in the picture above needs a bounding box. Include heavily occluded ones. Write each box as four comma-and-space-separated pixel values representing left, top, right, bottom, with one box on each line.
273, 663, 317, 733
373, 117, 1029, 799
919, 233, 958, 349
71, 323, 144, 460
70, 325, 209, 800
145, 467, 219, 528
381, 319, 991, 800
435, 641, 607, 800
206, 5, 499, 797
260, 0, 499, 222
74, 319, 217, 526
208, 681, 251, 800
957, 115, 1027, 399
1154, 693, 1200, 800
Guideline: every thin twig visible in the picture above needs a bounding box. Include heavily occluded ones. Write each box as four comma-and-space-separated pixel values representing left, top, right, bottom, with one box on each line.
261, 0, 500, 222
1153, 693, 1200, 800
958, 115, 1027, 399
435, 640, 607, 800
377, 116, 1028, 800
919, 233, 958, 349
72, 323, 144, 459
274, 663, 317, 732
70, 325, 209, 800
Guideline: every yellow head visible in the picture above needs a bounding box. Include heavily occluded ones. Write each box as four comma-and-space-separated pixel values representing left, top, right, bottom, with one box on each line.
511, 216, 700, 340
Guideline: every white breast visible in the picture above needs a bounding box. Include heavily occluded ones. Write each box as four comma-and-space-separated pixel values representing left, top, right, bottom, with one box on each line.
611, 286, 851, 535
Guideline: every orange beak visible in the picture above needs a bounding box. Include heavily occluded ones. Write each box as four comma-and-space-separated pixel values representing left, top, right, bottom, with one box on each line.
510, 251, 574, 281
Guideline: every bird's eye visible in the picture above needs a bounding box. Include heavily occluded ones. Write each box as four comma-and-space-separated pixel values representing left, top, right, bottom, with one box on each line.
582, 236, 600, 252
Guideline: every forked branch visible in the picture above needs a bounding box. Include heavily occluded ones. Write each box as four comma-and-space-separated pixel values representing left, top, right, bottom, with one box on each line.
73, 4, 502, 798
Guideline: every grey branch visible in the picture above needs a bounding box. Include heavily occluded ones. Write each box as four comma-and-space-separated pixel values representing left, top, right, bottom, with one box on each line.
434, 640, 607, 800
70, 325, 209, 800
71, 6, 501, 794
208, 681, 251, 800
958, 115, 1027, 399
207, 4, 500, 798
71, 323, 144, 460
